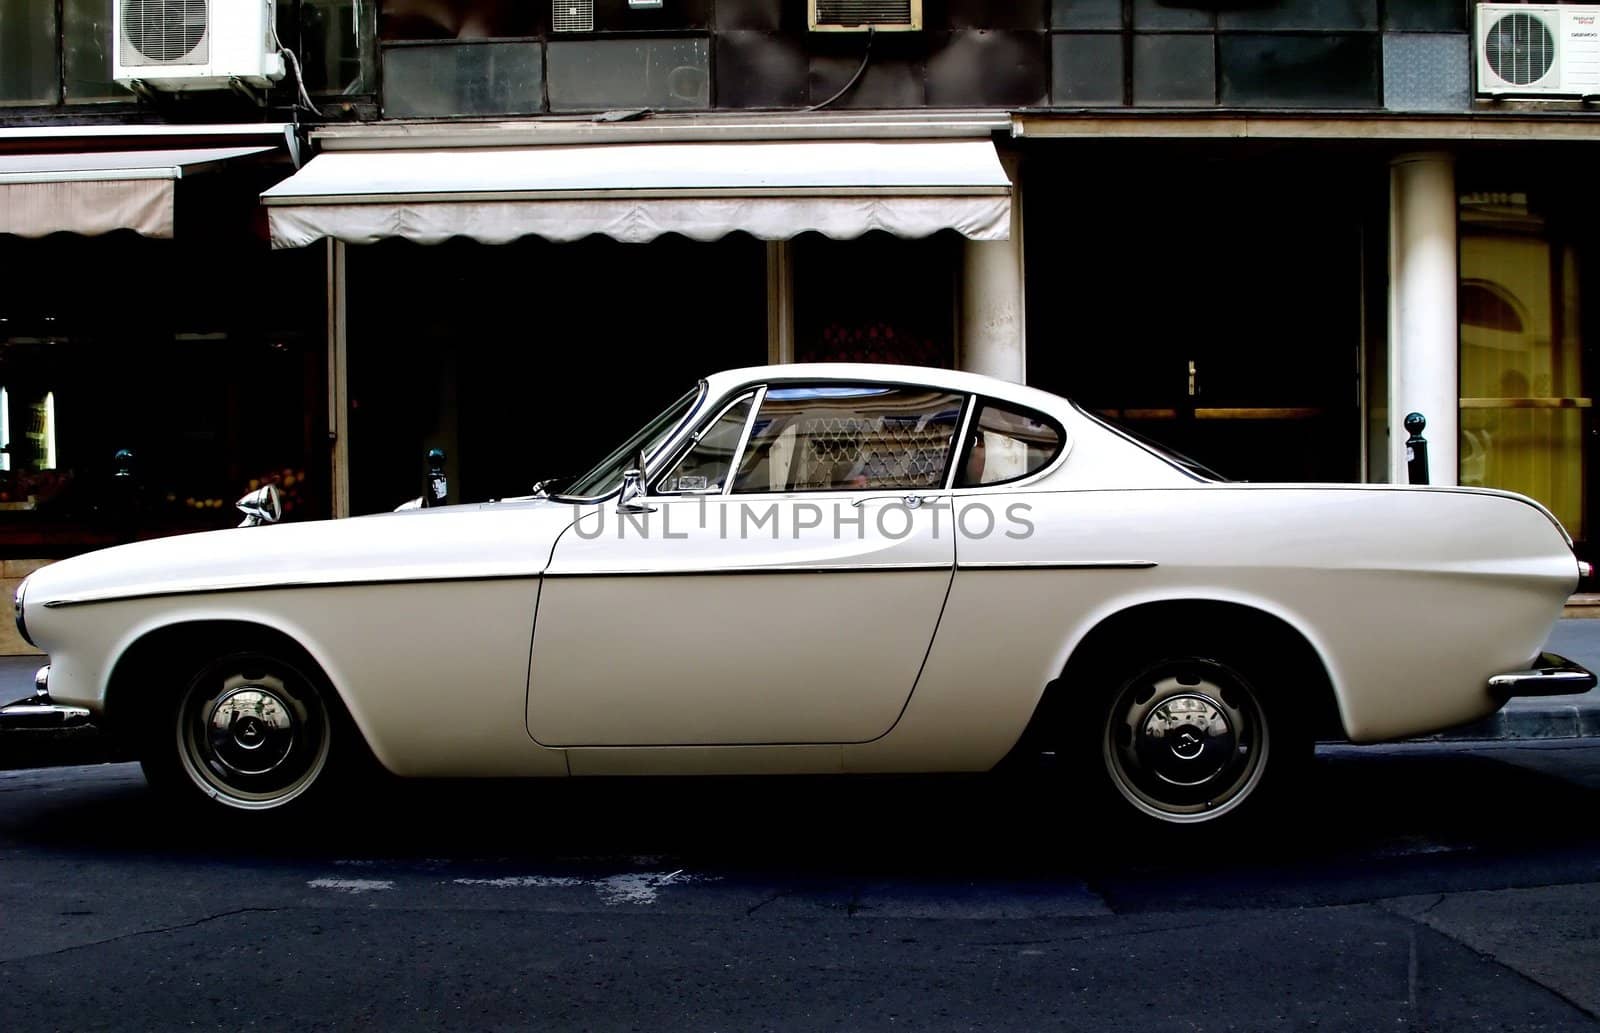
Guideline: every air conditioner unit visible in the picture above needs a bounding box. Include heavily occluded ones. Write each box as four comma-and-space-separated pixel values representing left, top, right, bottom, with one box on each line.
810, 0, 922, 32
114, 0, 286, 92
1475, 3, 1600, 97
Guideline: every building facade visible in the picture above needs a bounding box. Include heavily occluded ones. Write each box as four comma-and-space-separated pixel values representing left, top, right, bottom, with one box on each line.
1, 1, 1596, 651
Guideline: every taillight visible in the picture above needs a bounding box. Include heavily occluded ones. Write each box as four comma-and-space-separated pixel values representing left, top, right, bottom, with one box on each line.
1579, 561, 1595, 587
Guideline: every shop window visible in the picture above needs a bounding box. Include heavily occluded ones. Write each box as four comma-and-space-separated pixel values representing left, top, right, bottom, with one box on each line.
1133, 0, 1213, 31
792, 232, 957, 369
1218, 33, 1382, 107
0, 0, 59, 105
63, 0, 128, 102
1384, 0, 1467, 33
1051, 32, 1124, 105
1134, 33, 1216, 105
301, 0, 377, 95
378, 0, 710, 39
383, 40, 544, 116
345, 235, 765, 513
1218, 0, 1377, 32
547, 37, 710, 111
0, 236, 326, 551
1052, 0, 1123, 31
1458, 190, 1589, 542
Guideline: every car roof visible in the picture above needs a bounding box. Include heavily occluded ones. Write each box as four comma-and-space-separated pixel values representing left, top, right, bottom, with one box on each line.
702, 363, 1075, 419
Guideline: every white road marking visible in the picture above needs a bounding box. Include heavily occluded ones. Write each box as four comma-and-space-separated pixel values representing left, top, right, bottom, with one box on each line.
308, 878, 395, 894
452, 876, 584, 889
451, 871, 717, 905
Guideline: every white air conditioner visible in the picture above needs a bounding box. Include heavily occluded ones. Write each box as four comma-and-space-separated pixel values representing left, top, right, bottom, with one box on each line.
810, 0, 922, 32
114, 0, 286, 92
1475, 3, 1600, 97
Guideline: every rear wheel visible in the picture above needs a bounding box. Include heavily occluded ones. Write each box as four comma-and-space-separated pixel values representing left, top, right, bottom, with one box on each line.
141, 650, 342, 814
1079, 644, 1310, 829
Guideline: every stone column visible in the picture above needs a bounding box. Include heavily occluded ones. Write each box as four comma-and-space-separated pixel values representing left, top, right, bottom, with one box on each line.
959, 156, 1025, 384
1388, 152, 1458, 485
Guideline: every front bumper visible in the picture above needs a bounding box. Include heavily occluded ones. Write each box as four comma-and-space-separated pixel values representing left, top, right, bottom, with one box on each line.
0, 666, 90, 730
1488, 652, 1597, 701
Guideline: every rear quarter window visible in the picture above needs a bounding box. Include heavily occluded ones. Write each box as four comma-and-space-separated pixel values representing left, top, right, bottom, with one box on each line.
955, 400, 1065, 488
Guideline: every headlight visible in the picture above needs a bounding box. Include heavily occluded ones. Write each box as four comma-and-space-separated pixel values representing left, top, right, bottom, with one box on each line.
13, 574, 32, 648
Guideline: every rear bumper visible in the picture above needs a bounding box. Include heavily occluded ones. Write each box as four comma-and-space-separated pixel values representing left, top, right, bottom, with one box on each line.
1488, 652, 1597, 701
0, 666, 91, 730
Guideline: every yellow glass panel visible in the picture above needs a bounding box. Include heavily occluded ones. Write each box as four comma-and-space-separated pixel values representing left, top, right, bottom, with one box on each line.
1458, 193, 1586, 540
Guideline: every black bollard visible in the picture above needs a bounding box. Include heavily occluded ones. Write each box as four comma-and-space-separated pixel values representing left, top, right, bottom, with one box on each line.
110, 448, 140, 535
422, 448, 447, 508
1405, 412, 1430, 485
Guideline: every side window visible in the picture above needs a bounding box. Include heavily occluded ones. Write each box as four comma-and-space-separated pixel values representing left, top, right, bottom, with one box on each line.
956, 401, 1064, 488
655, 394, 755, 494
731, 385, 966, 493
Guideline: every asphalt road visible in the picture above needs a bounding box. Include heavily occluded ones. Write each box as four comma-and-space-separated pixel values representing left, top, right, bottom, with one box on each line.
2, 741, 1597, 1031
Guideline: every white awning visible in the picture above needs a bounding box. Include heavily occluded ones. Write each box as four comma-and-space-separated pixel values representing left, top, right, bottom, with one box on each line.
0, 145, 275, 239
261, 139, 1013, 248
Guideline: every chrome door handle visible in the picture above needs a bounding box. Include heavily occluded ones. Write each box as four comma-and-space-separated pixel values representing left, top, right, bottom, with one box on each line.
852, 495, 938, 509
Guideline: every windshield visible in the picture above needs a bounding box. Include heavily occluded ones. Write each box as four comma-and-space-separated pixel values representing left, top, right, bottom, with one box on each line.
555, 385, 703, 500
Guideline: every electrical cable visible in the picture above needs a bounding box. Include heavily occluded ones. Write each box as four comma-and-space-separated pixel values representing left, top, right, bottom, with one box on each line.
270, 19, 322, 116
807, 27, 875, 112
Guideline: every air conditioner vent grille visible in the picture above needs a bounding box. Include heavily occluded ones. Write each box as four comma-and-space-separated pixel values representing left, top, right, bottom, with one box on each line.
123, 0, 209, 63
552, 0, 594, 33
814, 1, 915, 27
1484, 11, 1557, 85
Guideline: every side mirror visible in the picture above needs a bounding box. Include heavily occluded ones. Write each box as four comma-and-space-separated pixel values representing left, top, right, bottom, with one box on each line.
236, 484, 283, 527
617, 448, 656, 514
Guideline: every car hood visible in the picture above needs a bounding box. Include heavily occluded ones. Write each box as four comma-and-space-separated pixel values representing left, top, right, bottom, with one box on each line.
24, 499, 581, 608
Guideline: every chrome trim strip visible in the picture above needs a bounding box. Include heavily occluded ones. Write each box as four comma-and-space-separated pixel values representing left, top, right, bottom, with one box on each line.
41, 572, 542, 609
542, 562, 951, 579
956, 560, 1158, 571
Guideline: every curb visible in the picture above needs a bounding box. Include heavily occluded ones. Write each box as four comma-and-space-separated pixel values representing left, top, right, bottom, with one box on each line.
1562, 593, 1600, 619
1419, 702, 1600, 743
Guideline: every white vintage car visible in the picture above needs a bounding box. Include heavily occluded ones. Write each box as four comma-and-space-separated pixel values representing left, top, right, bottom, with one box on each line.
4, 364, 1594, 827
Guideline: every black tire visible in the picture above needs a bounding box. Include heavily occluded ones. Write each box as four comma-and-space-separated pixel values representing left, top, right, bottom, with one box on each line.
138, 648, 351, 816
1074, 637, 1312, 831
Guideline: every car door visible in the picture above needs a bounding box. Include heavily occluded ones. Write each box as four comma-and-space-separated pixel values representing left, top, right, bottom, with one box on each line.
526, 382, 966, 747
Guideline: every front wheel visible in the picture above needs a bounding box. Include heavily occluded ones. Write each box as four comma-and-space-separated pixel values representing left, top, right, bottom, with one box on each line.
1086, 651, 1308, 828
142, 651, 340, 814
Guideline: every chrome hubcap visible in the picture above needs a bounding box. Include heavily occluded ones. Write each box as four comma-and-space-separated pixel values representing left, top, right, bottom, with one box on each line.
207, 687, 298, 777
178, 660, 330, 810
1104, 660, 1268, 823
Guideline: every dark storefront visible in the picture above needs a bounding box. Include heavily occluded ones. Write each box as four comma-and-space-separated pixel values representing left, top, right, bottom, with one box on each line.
1026, 146, 1377, 484
0, 145, 326, 556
